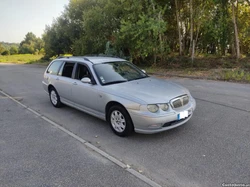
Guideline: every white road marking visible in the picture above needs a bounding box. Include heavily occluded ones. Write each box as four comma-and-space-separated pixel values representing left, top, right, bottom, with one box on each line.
0, 89, 162, 187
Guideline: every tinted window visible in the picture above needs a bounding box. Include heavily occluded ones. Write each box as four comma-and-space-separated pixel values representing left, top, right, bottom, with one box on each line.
47, 60, 63, 75
61, 62, 75, 78
75, 64, 91, 80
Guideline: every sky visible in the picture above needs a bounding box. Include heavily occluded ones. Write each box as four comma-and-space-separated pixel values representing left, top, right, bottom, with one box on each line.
0, 0, 69, 43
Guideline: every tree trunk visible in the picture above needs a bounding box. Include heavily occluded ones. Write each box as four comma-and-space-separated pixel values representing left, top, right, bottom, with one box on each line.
158, 11, 164, 62
189, 0, 193, 56
231, 41, 236, 56
191, 40, 195, 64
232, 1, 240, 60
221, 1, 227, 56
175, 0, 183, 56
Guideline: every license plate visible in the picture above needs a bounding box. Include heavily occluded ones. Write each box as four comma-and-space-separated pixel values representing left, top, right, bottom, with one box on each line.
177, 111, 189, 120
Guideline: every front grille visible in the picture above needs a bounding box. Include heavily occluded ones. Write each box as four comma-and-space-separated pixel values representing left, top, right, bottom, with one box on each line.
171, 95, 189, 109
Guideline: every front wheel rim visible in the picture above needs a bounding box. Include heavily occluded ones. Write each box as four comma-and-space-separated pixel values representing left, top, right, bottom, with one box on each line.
110, 110, 126, 133
50, 90, 58, 105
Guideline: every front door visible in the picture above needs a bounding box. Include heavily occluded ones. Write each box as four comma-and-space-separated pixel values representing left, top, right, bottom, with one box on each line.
71, 63, 102, 117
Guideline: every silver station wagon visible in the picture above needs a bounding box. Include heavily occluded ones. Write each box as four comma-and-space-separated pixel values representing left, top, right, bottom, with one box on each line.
42, 56, 196, 136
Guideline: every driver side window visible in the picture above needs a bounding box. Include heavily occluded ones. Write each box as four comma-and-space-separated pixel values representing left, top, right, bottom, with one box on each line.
75, 63, 91, 80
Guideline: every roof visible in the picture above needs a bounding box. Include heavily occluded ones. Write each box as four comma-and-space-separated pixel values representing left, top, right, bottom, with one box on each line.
57, 56, 127, 64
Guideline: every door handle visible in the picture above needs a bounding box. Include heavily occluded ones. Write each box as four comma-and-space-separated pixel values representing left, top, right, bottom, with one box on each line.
56, 77, 59, 80
72, 82, 77, 85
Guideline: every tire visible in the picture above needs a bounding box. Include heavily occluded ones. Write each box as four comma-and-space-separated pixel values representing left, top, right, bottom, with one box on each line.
108, 105, 134, 137
49, 87, 62, 108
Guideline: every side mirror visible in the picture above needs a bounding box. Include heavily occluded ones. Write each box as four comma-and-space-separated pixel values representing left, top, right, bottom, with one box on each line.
81, 77, 92, 84
141, 69, 146, 74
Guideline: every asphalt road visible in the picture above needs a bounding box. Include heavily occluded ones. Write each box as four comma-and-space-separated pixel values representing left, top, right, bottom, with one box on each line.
0, 92, 150, 187
0, 64, 250, 187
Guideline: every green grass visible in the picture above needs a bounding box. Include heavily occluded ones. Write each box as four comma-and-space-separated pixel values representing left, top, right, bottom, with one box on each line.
217, 69, 250, 82
0, 54, 45, 64
141, 66, 250, 83
139, 56, 250, 83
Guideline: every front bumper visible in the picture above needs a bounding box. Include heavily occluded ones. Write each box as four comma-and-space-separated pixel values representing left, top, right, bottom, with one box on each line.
128, 96, 196, 134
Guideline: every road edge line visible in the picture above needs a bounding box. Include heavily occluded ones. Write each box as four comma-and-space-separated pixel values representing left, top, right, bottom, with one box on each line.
0, 90, 162, 187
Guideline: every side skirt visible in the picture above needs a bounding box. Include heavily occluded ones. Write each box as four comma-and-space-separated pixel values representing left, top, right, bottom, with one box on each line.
61, 98, 106, 121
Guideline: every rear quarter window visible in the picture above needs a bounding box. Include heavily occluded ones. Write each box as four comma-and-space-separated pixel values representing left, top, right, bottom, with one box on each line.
47, 60, 63, 75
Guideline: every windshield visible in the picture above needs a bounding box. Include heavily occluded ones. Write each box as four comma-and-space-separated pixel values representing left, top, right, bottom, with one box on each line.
93, 61, 148, 85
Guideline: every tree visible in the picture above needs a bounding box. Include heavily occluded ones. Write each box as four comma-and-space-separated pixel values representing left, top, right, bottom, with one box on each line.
189, 0, 194, 57
175, 0, 183, 56
238, 1, 250, 55
81, 0, 125, 55
117, 0, 168, 62
19, 32, 44, 54
41, 0, 250, 63
43, 25, 62, 58
43, 15, 72, 59
10, 46, 18, 55
0, 44, 5, 54
1, 50, 10, 55
231, 0, 241, 60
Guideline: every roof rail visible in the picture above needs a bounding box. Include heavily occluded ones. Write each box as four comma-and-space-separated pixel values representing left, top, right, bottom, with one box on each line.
57, 56, 70, 59
83, 57, 90, 61
84, 54, 120, 58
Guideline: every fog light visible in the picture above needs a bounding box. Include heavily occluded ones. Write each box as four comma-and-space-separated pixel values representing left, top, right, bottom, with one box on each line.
149, 124, 161, 128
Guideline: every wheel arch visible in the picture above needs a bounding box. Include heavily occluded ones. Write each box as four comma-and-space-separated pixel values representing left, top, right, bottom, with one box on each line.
48, 84, 55, 93
105, 101, 135, 135
105, 101, 133, 123
105, 101, 123, 121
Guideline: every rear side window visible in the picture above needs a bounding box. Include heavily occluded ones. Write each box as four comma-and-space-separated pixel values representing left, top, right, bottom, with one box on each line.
47, 60, 63, 75
60, 62, 75, 78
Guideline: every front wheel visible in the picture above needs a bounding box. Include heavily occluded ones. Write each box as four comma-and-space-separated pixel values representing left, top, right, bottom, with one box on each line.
49, 87, 62, 108
108, 105, 134, 137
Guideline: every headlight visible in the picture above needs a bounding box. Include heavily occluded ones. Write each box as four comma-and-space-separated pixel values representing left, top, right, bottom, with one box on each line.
159, 103, 169, 111
147, 104, 159, 113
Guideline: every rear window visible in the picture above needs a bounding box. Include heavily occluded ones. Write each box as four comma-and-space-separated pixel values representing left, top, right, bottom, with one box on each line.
47, 60, 63, 75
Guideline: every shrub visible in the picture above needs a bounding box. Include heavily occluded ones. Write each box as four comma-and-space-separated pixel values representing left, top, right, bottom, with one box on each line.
1, 50, 10, 55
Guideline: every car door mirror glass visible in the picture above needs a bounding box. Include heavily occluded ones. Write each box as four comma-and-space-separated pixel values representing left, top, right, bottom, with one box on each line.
81, 77, 92, 84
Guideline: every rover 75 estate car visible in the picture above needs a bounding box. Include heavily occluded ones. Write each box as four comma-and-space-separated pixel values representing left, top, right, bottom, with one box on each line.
42, 56, 196, 136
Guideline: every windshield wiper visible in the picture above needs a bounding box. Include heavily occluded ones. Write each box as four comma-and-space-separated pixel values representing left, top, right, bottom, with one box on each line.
129, 76, 148, 81
103, 80, 128, 85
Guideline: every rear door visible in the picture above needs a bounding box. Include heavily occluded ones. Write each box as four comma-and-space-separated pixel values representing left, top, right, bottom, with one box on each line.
45, 60, 64, 86
53, 61, 76, 102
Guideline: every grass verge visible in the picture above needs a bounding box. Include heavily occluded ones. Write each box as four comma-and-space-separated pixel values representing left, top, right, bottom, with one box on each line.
0, 54, 49, 64
140, 56, 250, 83
143, 67, 250, 83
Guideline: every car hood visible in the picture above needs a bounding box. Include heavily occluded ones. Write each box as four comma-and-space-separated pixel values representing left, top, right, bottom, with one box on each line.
103, 77, 189, 104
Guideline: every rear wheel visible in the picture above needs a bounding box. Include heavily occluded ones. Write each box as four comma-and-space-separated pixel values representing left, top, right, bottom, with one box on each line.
108, 105, 134, 137
49, 87, 62, 108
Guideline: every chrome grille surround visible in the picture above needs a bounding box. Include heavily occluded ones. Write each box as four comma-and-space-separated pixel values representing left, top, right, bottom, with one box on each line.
170, 95, 189, 109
